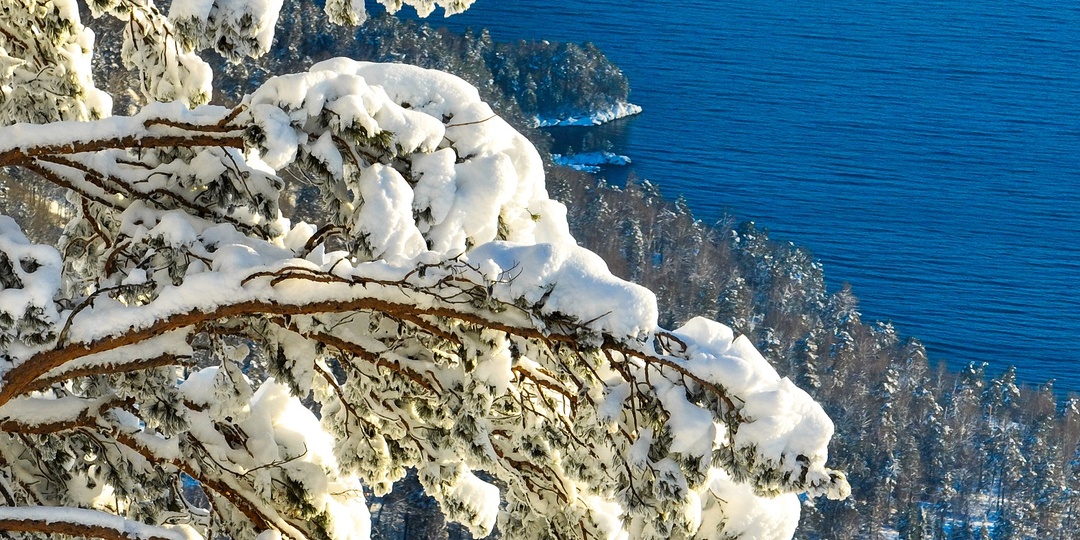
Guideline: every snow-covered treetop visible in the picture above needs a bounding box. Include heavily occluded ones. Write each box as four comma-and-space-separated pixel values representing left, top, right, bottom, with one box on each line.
0, 2, 848, 540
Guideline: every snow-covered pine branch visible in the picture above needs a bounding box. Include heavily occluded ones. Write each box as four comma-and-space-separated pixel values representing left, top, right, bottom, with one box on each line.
0, 2, 849, 539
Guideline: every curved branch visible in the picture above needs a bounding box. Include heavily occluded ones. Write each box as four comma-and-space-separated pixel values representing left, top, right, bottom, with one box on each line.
28, 154, 265, 235
16, 158, 127, 213
0, 506, 187, 540
303, 329, 440, 394
0, 275, 719, 413
0, 396, 129, 435
0, 134, 244, 167
26, 354, 195, 395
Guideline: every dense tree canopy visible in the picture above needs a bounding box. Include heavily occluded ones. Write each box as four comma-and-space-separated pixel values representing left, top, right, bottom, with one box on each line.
0, 2, 848, 539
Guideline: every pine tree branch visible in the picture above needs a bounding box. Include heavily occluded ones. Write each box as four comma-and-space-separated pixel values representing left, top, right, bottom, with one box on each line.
0, 134, 244, 167
28, 154, 265, 234
0, 406, 306, 540
15, 159, 128, 213
25, 353, 194, 394
0, 396, 132, 435
112, 431, 305, 540
303, 328, 440, 394
0, 506, 186, 540
0, 274, 729, 417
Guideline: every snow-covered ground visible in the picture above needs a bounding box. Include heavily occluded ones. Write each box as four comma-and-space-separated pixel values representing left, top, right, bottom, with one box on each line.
551, 151, 632, 173
532, 101, 641, 127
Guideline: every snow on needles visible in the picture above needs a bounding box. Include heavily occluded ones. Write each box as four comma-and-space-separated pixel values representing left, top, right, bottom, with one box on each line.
467, 241, 659, 338
324, 0, 477, 24
247, 60, 570, 262
170, 0, 285, 60
0, 216, 62, 362
673, 317, 843, 497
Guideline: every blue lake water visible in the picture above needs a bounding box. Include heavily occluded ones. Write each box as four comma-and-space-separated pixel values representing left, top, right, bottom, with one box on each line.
407, 0, 1080, 392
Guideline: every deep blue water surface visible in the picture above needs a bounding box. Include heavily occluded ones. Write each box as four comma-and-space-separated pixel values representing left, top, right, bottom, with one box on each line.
412, 0, 1080, 392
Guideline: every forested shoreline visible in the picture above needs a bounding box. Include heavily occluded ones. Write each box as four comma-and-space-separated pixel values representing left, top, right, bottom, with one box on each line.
549, 167, 1080, 539
4, 5, 1078, 539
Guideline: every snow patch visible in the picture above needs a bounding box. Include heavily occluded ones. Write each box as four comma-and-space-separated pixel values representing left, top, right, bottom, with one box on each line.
466, 241, 659, 338
533, 102, 642, 127
551, 151, 631, 173
697, 468, 801, 539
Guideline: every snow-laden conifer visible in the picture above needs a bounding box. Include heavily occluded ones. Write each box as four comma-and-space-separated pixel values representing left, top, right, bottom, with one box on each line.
0, 2, 848, 539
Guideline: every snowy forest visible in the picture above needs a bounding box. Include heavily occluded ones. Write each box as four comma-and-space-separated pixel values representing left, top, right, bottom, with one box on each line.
554, 172, 1080, 540
0, 1, 1076, 540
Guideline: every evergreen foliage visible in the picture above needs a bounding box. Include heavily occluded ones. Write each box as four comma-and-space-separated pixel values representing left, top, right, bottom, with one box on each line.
0, 2, 847, 540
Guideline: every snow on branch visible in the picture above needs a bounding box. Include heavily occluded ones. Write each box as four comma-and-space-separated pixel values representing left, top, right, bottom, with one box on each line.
0, 0, 111, 124
0, 506, 193, 540
324, 0, 477, 25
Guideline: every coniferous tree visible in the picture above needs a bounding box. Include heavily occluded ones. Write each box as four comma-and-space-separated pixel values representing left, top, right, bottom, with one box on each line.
982, 367, 1024, 518
897, 504, 932, 540
619, 217, 645, 282
870, 364, 901, 527
793, 332, 823, 394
